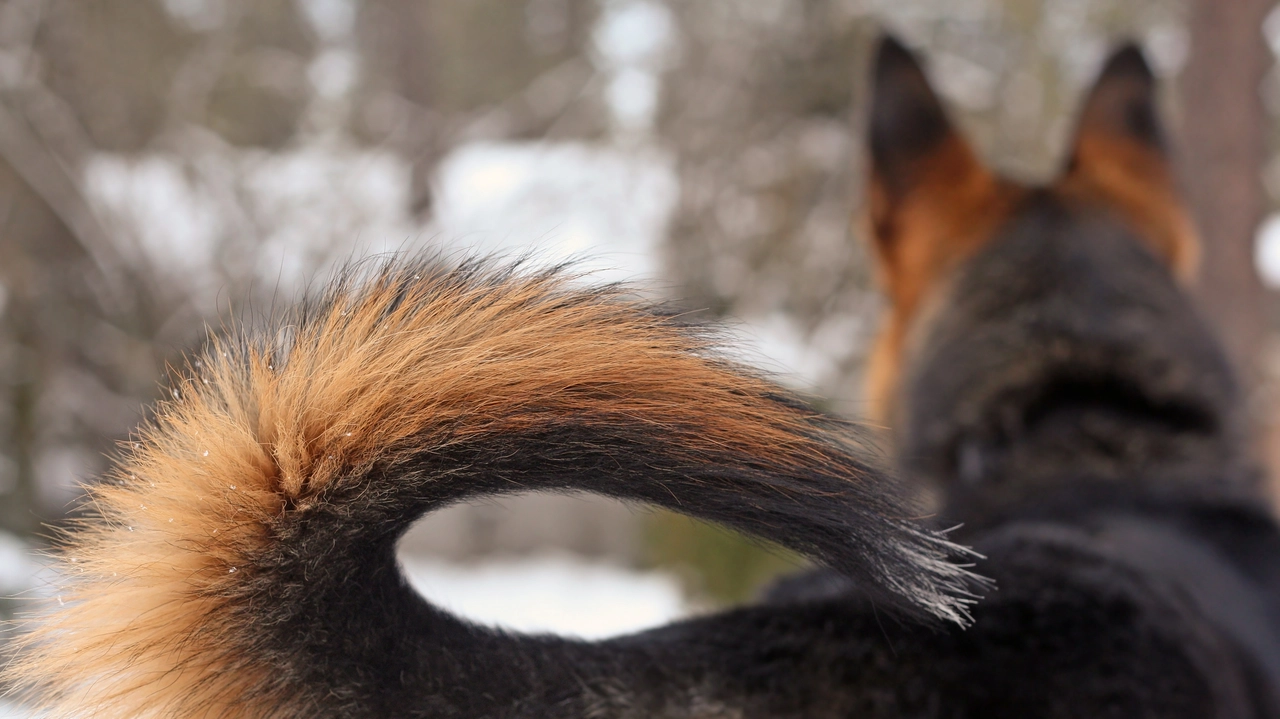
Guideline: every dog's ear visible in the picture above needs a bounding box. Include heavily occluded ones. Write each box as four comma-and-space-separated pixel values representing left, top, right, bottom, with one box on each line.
1068, 44, 1165, 163
865, 35, 993, 273
867, 37, 988, 261
864, 36, 1010, 424
868, 36, 966, 203
1063, 44, 1199, 278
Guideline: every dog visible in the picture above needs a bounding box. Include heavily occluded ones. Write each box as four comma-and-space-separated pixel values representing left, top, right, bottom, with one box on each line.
8, 34, 1280, 719
784, 36, 1280, 716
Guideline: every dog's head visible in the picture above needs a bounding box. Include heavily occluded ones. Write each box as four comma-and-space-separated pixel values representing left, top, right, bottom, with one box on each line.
863, 37, 1250, 518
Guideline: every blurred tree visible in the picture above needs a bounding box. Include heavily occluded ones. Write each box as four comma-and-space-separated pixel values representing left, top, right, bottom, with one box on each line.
34, 0, 194, 152
200, 0, 316, 147
656, 2, 883, 412
353, 0, 604, 215
0, 0, 613, 547
0, 0, 320, 545
34, 0, 316, 151
1179, 0, 1272, 393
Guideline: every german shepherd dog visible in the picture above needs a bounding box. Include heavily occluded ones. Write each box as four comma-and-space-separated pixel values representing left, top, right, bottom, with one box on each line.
835, 36, 1280, 716
6, 35, 1280, 719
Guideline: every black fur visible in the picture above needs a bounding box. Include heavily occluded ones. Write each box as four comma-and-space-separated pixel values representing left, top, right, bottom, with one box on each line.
881, 186, 1280, 715
29, 258, 981, 718
868, 36, 956, 200
899, 192, 1251, 517
235, 419, 967, 717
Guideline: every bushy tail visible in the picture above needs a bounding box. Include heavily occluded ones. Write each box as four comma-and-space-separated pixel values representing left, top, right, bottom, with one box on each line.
5, 259, 978, 717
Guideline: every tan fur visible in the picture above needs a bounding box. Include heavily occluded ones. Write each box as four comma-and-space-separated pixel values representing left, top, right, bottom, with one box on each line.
864, 71, 1199, 429
5, 265, 888, 717
864, 136, 1023, 424
1063, 134, 1201, 281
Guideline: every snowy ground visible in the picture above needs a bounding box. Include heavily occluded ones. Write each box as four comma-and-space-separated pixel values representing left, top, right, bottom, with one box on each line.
400, 553, 689, 639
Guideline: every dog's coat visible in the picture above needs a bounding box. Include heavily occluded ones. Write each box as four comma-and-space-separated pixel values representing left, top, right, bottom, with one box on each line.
826, 36, 1280, 717
3, 260, 977, 717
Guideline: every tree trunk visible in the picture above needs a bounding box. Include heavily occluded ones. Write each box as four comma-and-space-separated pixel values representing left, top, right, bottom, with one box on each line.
1179, 0, 1272, 391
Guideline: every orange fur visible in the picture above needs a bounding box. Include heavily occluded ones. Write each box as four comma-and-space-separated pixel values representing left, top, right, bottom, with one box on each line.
5, 262, 945, 717
1063, 134, 1201, 280
864, 53, 1199, 428
864, 137, 1023, 424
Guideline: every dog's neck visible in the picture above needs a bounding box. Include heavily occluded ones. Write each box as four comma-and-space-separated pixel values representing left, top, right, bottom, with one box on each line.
894, 198, 1263, 527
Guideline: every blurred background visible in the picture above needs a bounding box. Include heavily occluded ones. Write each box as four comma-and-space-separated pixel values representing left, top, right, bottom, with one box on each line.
0, 0, 1278, 647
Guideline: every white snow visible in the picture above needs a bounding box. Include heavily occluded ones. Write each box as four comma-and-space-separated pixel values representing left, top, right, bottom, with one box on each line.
430, 140, 678, 286
0, 531, 36, 594
1256, 212, 1280, 289
593, 0, 674, 132
399, 554, 688, 640
593, 0, 674, 69
83, 143, 418, 300
298, 0, 357, 42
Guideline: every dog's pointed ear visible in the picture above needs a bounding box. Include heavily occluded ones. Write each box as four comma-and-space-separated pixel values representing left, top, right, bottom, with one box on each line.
869, 36, 958, 200
863, 36, 1005, 425
1067, 44, 1166, 168
867, 36, 986, 262
1064, 43, 1199, 279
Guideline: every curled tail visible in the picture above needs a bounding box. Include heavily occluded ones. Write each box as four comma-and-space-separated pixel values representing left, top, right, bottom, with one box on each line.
6, 259, 978, 717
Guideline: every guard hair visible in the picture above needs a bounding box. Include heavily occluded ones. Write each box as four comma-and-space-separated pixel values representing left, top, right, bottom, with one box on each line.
5, 258, 980, 718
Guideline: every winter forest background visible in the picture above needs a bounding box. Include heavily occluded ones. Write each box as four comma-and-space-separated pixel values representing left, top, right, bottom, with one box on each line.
0, 0, 1278, 651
